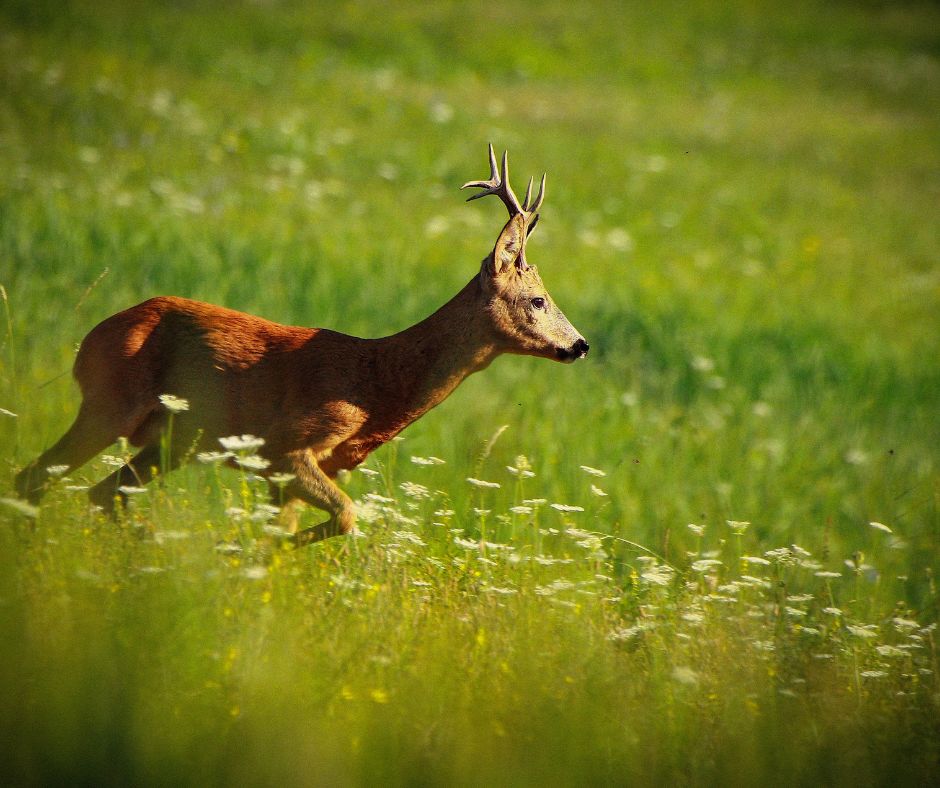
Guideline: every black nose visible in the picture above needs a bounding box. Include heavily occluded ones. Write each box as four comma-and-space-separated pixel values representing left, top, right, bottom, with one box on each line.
573, 338, 590, 356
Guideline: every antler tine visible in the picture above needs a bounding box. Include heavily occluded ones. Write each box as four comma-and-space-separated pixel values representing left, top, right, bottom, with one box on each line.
522, 177, 533, 211
529, 172, 546, 215
461, 144, 523, 217
461, 143, 500, 199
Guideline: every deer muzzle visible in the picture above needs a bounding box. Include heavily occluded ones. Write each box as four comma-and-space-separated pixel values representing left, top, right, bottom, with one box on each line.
556, 337, 590, 363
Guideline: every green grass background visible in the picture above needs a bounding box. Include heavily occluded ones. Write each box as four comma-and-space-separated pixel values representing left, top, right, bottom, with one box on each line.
1, 0, 938, 784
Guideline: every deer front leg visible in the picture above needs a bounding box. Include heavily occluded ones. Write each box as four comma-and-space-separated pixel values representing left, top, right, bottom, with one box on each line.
279, 449, 358, 547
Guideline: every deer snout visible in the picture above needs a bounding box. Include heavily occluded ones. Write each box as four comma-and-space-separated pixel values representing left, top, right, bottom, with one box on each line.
557, 337, 590, 363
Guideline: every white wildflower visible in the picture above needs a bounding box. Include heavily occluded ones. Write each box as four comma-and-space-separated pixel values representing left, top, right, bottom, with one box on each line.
250, 504, 280, 522
590, 485, 608, 497
876, 645, 907, 658
482, 541, 514, 551
507, 466, 536, 479
392, 530, 426, 547
727, 520, 750, 534
482, 585, 518, 595
740, 575, 771, 589
234, 454, 270, 471
687, 523, 706, 537
219, 435, 265, 452
524, 498, 548, 506
533, 556, 573, 566
410, 455, 445, 466
565, 527, 594, 539
743, 555, 771, 566
215, 542, 242, 555
267, 472, 295, 486
815, 570, 842, 579
846, 624, 878, 638
118, 485, 148, 495
453, 536, 480, 550
509, 505, 533, 515
691, 558, 723, 572
859, 670, 888, 678
823, 607, 842, 616
242, 566, 268, 580
786, 594, 814, 603
46, 464, 70, 477
197, 451, 232, 464
99, 455, 126, 467
0, 407, 18, 418
869, 521, 893, 534
641, 565, 675, 587
785, 607, 807, 618
158, 394, 189, 413
579, 465, 606, 477
765, 547, 798, 564
399, 481, 431, 499
608, 623, 652, 642
551, 503, 584, 513
893, 617, 919, 631
466, 477, 500, 489
357, 467, 380, 477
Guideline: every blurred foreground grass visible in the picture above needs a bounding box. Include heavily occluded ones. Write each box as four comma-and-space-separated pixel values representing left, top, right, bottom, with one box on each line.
1, 0, 939, 784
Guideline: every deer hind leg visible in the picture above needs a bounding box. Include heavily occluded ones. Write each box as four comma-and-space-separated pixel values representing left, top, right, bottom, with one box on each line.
14, 402, 123, 504
279, 449, 357, 547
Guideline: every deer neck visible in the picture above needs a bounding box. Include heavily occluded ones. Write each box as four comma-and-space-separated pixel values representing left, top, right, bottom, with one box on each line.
369, 274, 499, 426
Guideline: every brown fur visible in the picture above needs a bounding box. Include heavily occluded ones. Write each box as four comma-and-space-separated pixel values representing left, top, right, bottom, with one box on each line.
15, 149, 588, 546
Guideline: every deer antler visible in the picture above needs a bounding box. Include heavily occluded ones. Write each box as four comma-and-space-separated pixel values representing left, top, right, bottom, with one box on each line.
462, 144, 546, 227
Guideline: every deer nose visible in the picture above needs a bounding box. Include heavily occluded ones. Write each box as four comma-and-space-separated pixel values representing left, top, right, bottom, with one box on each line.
573, 338, 590, 357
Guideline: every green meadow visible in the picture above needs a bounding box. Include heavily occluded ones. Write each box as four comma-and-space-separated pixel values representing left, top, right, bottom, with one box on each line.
1, 0, 939, 784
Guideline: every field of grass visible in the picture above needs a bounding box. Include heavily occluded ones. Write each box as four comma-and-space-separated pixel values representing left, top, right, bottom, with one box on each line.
1, 0, 939, 784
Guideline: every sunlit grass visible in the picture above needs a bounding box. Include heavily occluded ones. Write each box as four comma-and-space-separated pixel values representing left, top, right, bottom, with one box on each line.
1, 0, 938, 784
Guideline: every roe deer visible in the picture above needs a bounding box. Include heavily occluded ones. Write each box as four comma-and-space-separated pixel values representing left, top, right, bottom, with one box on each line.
15, 145, 589, 546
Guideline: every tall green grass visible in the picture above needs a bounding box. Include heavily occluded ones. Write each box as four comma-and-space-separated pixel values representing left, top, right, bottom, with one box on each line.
1, 1, 938, 784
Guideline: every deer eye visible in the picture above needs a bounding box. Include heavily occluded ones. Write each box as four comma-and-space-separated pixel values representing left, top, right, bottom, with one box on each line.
530, 297, 546, 310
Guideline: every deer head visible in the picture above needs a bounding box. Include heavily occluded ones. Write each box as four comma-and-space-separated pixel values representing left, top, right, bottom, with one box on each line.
463, 145, 589, 363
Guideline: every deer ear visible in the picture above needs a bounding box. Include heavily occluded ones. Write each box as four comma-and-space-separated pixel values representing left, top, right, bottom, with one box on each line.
486, 214, 525, 277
